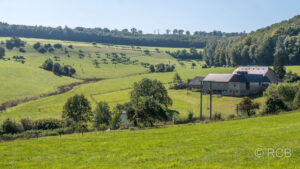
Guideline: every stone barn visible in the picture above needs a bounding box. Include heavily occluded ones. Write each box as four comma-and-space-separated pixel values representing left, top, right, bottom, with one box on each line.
200, 66, 278, 97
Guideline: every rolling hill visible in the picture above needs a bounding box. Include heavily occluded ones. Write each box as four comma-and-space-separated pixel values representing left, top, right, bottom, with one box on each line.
0, 110, 299, 168
204, 15, 300, 66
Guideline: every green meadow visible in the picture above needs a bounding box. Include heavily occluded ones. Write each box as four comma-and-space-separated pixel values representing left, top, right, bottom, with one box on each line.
1, 37, 300, 169
0, 110, 299, 169
0, 37, 298, 121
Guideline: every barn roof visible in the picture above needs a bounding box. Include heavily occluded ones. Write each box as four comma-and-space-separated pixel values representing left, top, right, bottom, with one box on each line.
203, 74, 233, 82
189, 76, 205, 86
203, 73, 270, 83
233, 66, 270, 76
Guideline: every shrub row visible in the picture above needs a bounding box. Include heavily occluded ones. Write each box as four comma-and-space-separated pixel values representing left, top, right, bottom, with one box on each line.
1, 118, 62, 134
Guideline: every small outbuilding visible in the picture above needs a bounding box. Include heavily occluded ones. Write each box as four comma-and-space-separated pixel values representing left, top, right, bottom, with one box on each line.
188, 76, 205, 89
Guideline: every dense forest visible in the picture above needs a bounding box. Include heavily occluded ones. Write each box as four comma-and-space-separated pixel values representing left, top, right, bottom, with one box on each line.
0, 22, 243, 48
204, 15, 300, 66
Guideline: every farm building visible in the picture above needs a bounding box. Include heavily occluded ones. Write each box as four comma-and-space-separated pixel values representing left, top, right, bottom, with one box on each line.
232, 66, 279, 83
195, 66, 279, 96
188, 76, 205, 89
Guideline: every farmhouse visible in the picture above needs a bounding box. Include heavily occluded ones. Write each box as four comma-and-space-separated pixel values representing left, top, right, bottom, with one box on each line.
199, 66, 278, 97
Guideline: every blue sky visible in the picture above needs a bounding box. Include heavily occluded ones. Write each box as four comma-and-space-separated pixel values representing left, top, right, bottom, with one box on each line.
0, 0, 299, 33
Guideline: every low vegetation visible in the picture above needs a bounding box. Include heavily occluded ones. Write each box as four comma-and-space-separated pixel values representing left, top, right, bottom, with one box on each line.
41, 58, 76, 77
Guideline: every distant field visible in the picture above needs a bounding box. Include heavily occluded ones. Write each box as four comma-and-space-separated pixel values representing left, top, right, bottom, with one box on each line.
0, 37, 194, 105
0, 36, 298, 122
286, 66, 300, 75
0, 110, 299, 168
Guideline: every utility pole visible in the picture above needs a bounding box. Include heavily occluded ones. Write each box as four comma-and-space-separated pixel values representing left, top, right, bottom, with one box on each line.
200, 82, 203, 120
210, 81, 212, 120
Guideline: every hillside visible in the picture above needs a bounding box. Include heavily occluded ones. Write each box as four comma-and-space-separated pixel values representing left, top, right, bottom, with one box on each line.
1, 37, 299, 121
0, 37, 242, 120
0, 111, 299, 168
204, 15, 300, 66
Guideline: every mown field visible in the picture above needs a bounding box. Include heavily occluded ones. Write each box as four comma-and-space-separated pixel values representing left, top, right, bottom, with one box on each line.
0, 110, 299, 169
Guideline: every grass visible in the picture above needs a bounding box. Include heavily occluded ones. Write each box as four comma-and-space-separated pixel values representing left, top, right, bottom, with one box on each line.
0, 37, 195, 105
1, 37, 300, 168
0, 67, 242, 121
0, 37, 296, 121
0, 111, 299, 168
0, 60, 80, 104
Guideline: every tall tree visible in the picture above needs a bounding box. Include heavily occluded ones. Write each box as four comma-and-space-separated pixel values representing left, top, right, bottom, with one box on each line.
238, 97, 260, 116
93, 101, 112, 127
125, 78, 172, 126
173, 73, 183, 84
166, 29, 171, 35
273, 41, 286, 79
62, 94, 92, 123
131, 28, 137, 34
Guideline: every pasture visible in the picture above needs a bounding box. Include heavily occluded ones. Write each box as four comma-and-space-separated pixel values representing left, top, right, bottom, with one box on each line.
0, 110, 299, 168
0, 37, 298, 121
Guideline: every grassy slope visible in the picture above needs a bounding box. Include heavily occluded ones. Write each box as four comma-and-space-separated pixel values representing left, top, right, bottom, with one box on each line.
0, 37, 298, 121
1, 67, 247, 120
0, 60, 80, 104
0, 111, 299, 169
0, 37, 188, 105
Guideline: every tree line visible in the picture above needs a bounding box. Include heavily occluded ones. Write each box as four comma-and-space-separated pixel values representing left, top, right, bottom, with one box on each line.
165, 47, 203, 60
0, 22, 244, 48
204, 15, 300, 66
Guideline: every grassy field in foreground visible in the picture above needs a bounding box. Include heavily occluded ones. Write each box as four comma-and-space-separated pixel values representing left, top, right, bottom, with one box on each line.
0, 111, 299, 169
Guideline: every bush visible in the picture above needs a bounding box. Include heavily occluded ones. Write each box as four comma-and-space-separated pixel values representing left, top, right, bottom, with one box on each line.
63, 127, 75, 134
53, 43, 62, 49
5, 37, 26, 50
202, 64, 208, 68
261, 95, 287, 115
227, 114, 235, 120
20, 118, 33, 131
96, 124, 109, 131
110, 112, 121, 130
284, 71, 300, 83
33, 119, 62, 130
1, 118, 23, 134
33, 42, 41, 49
38, 47, 47, 54
187, 110, 194, 122
19, 48, 26, 53
48, 47, 54, 53
213, 112, 222, 120
293, 91, 300, 109
238, 97, 260, 116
